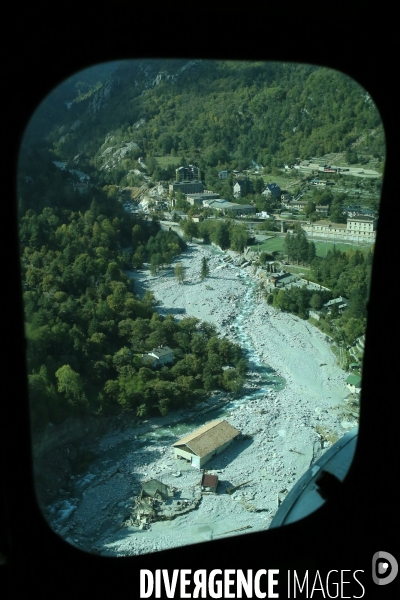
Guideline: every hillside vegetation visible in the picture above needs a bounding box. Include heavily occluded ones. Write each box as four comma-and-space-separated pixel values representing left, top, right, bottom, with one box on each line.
18, 151, 246, 433
18, 59, 383, 433
24, 59, 384, 188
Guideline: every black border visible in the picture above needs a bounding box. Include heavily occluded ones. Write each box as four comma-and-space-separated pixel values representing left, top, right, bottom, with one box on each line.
3, 8, 398, 597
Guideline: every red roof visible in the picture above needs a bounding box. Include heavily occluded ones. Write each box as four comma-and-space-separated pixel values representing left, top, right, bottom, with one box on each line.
202, 474, 218, 487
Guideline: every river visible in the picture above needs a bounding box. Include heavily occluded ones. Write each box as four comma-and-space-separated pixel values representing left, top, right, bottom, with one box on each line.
43, 244, 350, 555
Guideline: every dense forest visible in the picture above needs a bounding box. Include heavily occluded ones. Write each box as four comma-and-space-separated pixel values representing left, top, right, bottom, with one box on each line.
18, 150, 246, 433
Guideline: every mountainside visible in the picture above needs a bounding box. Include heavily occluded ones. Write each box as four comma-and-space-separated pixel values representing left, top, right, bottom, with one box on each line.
17, 59, 384, 435
22, 59, 385, 186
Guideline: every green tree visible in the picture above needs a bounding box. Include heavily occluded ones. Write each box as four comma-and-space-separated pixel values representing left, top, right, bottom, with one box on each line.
55, 364, 87, 408
146, 156, 158, 175
310, 293, 323, 310
330, 198, 347, 223
215, 221, 230, 250
307, 241, 316, 264
150, 253, 163, 275
200, 256, 209, 280
182, 217, 198, 242
284, 232, 294, 260
174, 262, 185, 284
222, 368, 244, 393
304, 200, 316, 217
230, 223, 248, 253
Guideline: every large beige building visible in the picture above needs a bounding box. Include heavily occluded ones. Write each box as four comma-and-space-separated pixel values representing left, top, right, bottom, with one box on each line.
347, 216, 377, 236
172, 419, 240, 469
303, 216, 376, 242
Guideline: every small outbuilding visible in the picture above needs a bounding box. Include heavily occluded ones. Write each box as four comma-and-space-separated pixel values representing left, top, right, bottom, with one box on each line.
346, 374, 362, 393
201, 473, 218, 493
172, 419, 240, 469
349, 363, 360, 371
141, 479, 172, 500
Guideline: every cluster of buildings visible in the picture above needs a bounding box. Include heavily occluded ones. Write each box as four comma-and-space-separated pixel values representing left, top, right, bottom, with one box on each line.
281, 196, 330, 217
168, 164, 294, 217
168, 165, 257, 216
175, 190, 256, 216
127, 419, 241, 529
342, 205, 375, 218
166, 165, 376, 237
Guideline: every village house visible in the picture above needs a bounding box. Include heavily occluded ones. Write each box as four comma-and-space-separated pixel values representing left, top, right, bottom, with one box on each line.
233, 179, 252, 198
218, 170, 228, 179
142, 345, 174, 367
262, 183, 281, 198
268, 271, 298, 287
315, 205, 329, 217
289, 200, 308, 212
346, 374, 362, 394
141, 479, 174, 501
323, 296, 349, 314
172, 419, 240, 469
149, 195, 168, 209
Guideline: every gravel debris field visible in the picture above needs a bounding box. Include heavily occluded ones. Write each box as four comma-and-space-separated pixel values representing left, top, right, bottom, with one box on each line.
45, 243, 356, 556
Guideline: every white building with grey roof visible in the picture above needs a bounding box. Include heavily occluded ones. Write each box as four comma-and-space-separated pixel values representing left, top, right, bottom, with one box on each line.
142, 346, 174, 367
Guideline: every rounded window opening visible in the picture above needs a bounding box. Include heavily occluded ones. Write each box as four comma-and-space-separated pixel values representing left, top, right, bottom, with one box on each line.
18, 58, 384, 556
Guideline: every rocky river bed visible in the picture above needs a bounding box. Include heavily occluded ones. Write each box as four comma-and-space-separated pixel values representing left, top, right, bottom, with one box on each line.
40, 243, 356, 556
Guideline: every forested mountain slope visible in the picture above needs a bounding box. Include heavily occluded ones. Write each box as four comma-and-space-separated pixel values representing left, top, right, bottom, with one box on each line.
23, 59, 384, 186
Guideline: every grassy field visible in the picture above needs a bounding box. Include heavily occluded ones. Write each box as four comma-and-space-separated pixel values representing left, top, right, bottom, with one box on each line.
249, 237, 285, 253
156, 155, 182, 168
313, 240, 370, 256
249, 236, 371, 257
